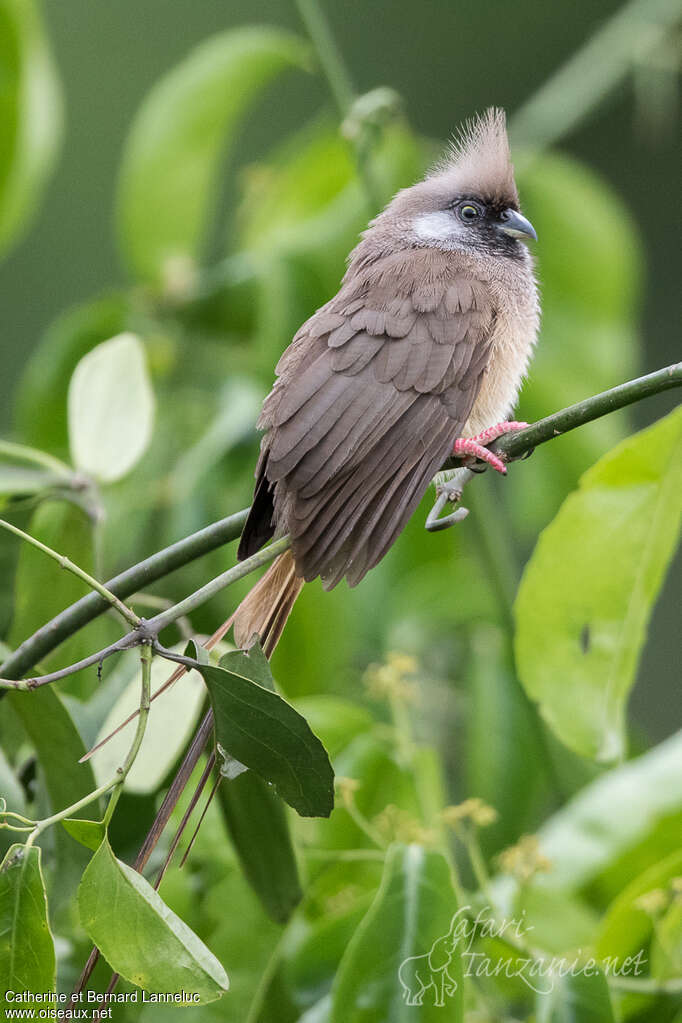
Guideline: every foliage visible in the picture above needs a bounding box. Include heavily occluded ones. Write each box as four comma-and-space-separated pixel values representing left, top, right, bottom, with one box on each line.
0, 6, 680, 1023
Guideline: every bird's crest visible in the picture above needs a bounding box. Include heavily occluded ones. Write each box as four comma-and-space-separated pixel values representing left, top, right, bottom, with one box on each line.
431, 107, 518, 207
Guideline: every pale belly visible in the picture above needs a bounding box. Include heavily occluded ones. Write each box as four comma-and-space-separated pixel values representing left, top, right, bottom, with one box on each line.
435, 313, 537, 485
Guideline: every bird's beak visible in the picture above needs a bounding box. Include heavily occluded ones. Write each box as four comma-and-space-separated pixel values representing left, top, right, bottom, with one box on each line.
500, 209, 537, 242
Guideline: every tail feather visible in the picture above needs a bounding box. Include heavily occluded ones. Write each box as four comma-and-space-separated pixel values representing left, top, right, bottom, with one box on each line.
233, 549, 303, 657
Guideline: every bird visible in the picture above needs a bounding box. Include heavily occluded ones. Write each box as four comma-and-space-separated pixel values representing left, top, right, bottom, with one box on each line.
233, 108, 539, 655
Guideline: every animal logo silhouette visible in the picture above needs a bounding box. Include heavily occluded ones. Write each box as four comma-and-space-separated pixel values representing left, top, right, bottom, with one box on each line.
398, 913, 463, 1007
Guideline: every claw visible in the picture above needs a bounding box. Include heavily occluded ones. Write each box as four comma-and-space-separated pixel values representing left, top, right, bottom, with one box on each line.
425, 469, 474, 532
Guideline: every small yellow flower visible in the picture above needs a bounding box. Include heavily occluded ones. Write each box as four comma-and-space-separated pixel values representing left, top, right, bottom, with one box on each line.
634, 888, 669, 915
335, 776, 361, 805
373, 804, 436, 845
496, 835, 551, 882
441, 798, 499, 829
363, 651, 418, 703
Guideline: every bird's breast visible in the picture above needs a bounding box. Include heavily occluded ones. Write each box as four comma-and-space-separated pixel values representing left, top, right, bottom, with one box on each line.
461, 274, 539, 437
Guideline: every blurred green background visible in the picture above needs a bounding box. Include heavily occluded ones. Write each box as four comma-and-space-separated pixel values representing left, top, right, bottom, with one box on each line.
2, 0, 679, 736
2, 2, 682, 1018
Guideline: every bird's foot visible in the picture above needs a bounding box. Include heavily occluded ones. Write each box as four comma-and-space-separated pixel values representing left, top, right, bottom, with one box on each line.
426, 468, 474, 532
452, 421, 529, 475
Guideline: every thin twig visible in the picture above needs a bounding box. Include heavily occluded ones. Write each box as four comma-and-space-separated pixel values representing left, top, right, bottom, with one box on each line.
293, 0, 382, 210
4, 366, 680, 690
0, 439, 73, 477
0, 635, 137, 691
0, 518, 140, 628
0, 509, 248, 684
142, 535, 291, 636
70, 709, 216, 1002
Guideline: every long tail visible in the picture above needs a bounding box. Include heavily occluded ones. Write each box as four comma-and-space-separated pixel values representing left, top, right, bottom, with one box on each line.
233, 549, 303, 657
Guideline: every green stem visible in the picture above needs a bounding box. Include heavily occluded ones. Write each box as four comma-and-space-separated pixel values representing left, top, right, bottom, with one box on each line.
0, 440, 73, 477
510, 0, 682, 151
25, 778, 116, 852
144, 535, 291, 636
3, 367, 679, 688
293, 0, 382, 210
294, 0, 354, 115
443, 362, 682, 472
460, 824, 493, 903
24, 645, 154, 847
0, 518, 140, 629
0, 509, 248, 683
103, 644, 153, 826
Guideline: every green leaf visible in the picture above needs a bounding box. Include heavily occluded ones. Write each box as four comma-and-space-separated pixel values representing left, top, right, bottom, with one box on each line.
536, 967, 615, 1023
217, 769, 302, 924
90, 643, 206, 795
515, 408, 682, 760
8, 500, 119, 696
7, 685, 96, 911
15, 293, 130, 455
197, 646, 334, 818
116, 26, 310, 283
596, 849, 682, 962
0, 0, 62, 259
61, 817, 105, 852
68, 332, 155, 483
0, 844, 55, 995
466, 625, 543, 854
78, 838, 229, 1001
518, 729, 682, 894
651, 897, 682, 980
331, 843, 463, 1022
507, 152, 642, 538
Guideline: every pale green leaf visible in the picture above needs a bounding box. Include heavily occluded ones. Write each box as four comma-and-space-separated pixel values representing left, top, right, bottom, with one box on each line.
0, 844, 55, 995
116, 26, 310, 283
527, 730, 682, 894
7, 684, 96, 911
536, 967, 615, 1023
90, 643, 206, 795
331, 843, 463, 1022
596, 849, 682, 962
0, 0, 62, 258
68, 333, 155, 483
78, 839, 229, 1001
515, 408, 682, 760
61, 817, 105, 852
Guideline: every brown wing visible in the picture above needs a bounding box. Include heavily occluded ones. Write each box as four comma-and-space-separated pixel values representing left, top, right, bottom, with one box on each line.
238, 254, 496, 589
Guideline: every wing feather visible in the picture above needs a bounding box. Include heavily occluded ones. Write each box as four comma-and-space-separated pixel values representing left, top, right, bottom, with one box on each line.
240, 251, 499, 586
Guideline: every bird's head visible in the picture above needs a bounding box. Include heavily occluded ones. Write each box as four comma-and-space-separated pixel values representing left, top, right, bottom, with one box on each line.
379, 108, 536, 259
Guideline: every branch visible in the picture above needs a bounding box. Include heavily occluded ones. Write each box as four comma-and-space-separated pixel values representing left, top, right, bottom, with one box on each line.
3, 365, 678, 687
429, 362, 682, 529
0, 536, 289, 690
490, 361, 682, 461
0, 509, 248, 683
0, 518, 141, 628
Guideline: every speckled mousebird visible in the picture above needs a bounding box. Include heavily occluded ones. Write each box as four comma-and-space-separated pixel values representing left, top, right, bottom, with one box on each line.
233, 108, 539, 654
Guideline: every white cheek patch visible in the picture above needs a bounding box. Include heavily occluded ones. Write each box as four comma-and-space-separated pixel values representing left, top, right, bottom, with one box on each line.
412, 211, 456, 242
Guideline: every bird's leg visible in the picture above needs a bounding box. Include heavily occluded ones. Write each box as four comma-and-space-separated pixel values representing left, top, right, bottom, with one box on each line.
452, 421, 529, 475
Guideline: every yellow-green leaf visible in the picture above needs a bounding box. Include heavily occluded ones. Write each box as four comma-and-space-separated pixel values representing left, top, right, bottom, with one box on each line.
0, 844, 55, 996
116, 26, 310, 284
78, 839, 229, 1002
515, 408, 682, 760
0, 0, 62, 258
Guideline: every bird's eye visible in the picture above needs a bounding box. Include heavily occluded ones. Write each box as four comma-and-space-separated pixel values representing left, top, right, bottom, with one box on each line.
459, 203, 480, 222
